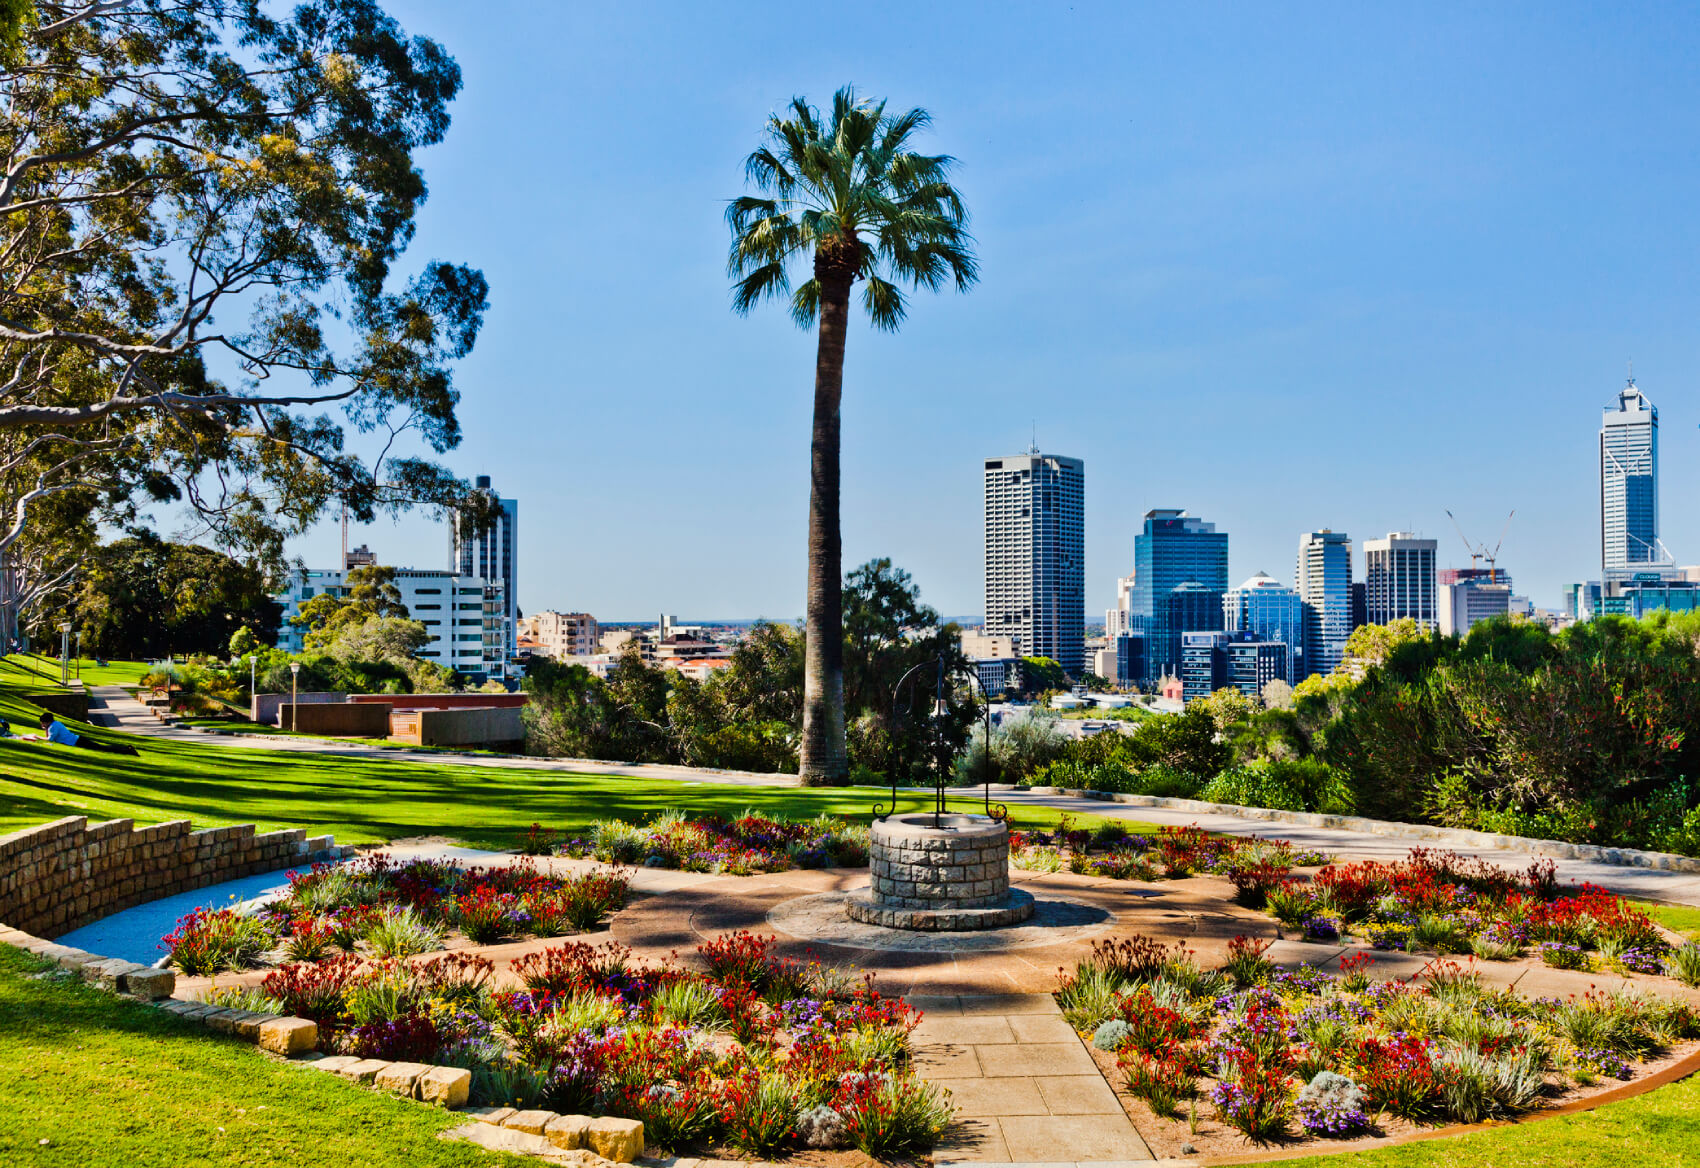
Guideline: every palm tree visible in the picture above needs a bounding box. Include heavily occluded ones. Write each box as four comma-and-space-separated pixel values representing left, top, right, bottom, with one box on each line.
727, 87, 978, 785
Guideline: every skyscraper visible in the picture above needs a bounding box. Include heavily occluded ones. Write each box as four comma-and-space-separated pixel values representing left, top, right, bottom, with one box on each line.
451, 474, 519, 676
1600, 377, 1674, 580
983, 449, 1085, 673
1296, 531, 1353, 678
1131, 510, 1229, 682
1363, 533, 1438, 629
1223, 572, 1305, 682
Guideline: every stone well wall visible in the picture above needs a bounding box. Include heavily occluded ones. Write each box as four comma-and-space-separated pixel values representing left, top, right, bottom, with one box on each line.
0, 815, 343, 938
847, 813, 1034, 930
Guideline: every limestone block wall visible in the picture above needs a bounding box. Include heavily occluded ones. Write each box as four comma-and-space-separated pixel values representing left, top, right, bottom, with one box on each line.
0, 816, 342, 938
276, 702, 392, 737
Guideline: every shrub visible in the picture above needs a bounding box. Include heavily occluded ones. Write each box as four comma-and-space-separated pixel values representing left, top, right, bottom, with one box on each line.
201, 984, 284, 1015
1354, 1035, 1437, 1120
1410, 914, 1471, 954
1223, 935, 1274, 987
279, 919, 337, 963
1209, 1048, 1292, 1143
726, 1074, 798, 1156
1057, 965, 1120, 1030
517, 823, 559, 856
1092, 1019, 1133, 1051
260, 954, 362, 1027
795, 1104, 850, 1149
1263, 881, 1313, 926
162, 908, 273, 974
454, 888, 521, 944
836, 1075, 954, 1158
1540, 941, 1590, 970
1295, 1071, 1367, 1137
1119, 1043, 1198, 1116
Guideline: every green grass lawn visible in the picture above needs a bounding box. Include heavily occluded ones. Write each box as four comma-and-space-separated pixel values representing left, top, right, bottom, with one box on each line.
0, 672, 1136, 848
1642, 901, 1700, 940
0, 653, 152, 690
0, 945, 522, 1167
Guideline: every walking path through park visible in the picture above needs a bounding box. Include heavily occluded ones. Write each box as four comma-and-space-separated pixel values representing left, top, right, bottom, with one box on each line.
81, 686, 1700, 907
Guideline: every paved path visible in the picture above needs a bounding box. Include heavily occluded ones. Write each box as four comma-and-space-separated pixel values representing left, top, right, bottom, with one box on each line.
83, 686, 798, 788
913, 993, 1160, 1167
78, 686, 1700, 906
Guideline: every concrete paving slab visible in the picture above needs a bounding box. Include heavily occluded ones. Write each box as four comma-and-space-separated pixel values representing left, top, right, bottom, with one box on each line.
1009, 1014, 1081, 1043
999, 1115, 1151, 1162
934, 1117, 1010, 1162
915, 1016, 1018, 1045
958, 993, 1063, 1015
977, 1042, 1098, 1077
933, 1077, 1051, 1117
1034, 1075, 1124, 1114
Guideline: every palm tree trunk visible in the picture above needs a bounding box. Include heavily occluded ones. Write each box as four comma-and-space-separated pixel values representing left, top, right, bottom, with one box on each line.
799, 268, 853, 785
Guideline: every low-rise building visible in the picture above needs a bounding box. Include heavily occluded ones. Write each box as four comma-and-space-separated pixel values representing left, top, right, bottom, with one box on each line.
518, 611, 599, 659
274, 566, 506, 680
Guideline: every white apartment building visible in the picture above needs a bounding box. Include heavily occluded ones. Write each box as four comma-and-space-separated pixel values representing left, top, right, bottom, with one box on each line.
984, 449, 1085, 673
274, 567, 507, 679
1363, 532, 1438, 630
1438, 579, 1512, 637
960, 630, 1019, 659
519, 611, 599, 659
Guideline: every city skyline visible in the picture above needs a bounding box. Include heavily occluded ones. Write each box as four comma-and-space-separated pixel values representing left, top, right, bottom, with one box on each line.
247, 4, 1700, 620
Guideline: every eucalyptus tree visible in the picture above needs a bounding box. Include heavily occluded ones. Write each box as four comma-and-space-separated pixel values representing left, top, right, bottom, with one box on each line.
727, 88, 977, 784
0, 0, 492, 630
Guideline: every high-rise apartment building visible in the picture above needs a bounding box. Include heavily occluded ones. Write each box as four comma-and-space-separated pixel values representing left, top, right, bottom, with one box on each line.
1223, 572, 1305, 683
1104, 572, 1136, 636
983, 449, 1085, 673
1363, 533, 1438, 629
451, 475, 519, 676
1131, 511, 1229, 682
1601, 377, 1675, 580
1296, 531, 1354, 678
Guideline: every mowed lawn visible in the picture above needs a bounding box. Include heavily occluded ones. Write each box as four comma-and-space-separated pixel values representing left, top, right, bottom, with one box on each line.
0, 675, 1129, 847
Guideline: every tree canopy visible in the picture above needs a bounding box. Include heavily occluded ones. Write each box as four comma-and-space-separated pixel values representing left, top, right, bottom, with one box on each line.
0, 0, 491, 603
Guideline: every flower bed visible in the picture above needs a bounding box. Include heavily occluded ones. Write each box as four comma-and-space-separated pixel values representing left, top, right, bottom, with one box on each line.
163, 855, 629, 975
1062, 932, 1700, 1155
1009, 817, 1327, 888
1256, 847, 1696, 977
208, 930, 950, 1158
560, 810, 870, 874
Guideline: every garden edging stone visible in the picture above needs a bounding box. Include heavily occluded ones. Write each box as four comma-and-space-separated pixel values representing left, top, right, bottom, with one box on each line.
1024, 787, 1700, 873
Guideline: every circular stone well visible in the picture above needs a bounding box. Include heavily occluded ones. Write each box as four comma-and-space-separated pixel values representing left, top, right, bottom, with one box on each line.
844, 812, 1034, 931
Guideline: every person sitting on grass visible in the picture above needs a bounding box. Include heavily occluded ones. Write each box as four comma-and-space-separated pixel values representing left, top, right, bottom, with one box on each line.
29, 712, 138, 755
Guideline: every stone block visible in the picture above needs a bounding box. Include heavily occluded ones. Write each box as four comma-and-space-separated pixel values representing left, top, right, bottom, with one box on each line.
375, 1061, 431, 1095
503, 1109, 558, 1135
257, 1016, 318, 1056
204, 1009, 240, 1033
416, 1065, 472, 1108
309, 1055, 363, 1074
466, 1106, 517, 1126
338, 1058, 391, 1083
121, 967, 175, 1000
233, 1013, 268, 1041
586, 1116, 645, 1162
545, 1113, 593, 1149
83, 958, 146, 991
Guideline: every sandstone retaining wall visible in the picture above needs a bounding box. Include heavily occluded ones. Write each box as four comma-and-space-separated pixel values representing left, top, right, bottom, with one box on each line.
0, 816, 343, 938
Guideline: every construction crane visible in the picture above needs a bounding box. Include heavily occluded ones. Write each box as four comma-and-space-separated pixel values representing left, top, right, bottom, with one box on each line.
1444, 510, 1515, 582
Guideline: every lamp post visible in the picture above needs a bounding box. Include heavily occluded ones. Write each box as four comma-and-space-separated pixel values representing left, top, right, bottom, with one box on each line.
289, 662, 300, 732
248, 655, 257, 707
74, 632, 82, 681
58, 622, 70, 685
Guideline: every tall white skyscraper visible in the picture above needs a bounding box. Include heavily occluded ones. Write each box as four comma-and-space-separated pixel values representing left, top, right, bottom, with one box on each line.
1600, 377, 1674, 580
1296, 530, 1353, 677
1363, 532, 1438, 629
451, 474, 519, 676
984, 449, 1085, 673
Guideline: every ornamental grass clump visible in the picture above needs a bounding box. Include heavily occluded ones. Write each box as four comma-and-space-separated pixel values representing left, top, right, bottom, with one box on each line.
1667, 942, 1700, 987
1209, 1047, 1293, 1143
362, 906, 445, 958
162, 907, 274, 974
836, 1075, 954, 1158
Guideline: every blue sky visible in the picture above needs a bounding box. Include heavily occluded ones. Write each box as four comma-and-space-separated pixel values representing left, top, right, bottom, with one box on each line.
274, 1, 1700, 620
